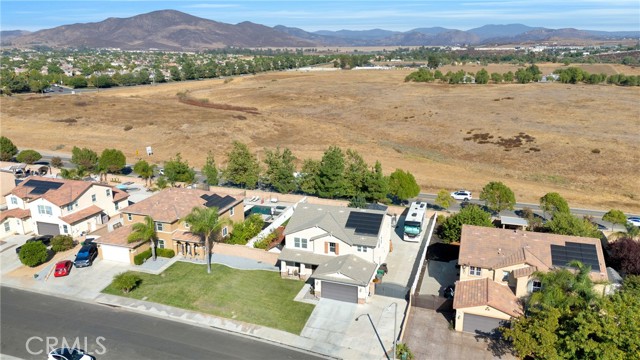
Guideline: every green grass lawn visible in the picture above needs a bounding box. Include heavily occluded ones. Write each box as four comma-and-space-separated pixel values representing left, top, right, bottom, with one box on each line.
102, 262, 314, 334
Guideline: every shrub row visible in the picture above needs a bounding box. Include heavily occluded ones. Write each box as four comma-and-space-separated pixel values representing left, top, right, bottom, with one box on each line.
133, 247, 176, 265
156, 248, 175, 258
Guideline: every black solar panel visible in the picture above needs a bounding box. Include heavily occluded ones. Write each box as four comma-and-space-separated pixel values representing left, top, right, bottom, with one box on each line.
345, 212, 383, 236
550, 242, 600, 272
23, 179, 63, 195
200, 194, 236, 210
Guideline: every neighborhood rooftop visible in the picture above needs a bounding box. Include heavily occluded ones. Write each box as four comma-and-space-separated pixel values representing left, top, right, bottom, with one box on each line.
6, 176, 128, 206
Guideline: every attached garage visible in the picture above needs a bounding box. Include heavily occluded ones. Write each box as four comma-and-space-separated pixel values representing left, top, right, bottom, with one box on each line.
36, 222, 60, 236
462, 314, 506, 336
100, 245, 131, 263
321, 281, 358, 303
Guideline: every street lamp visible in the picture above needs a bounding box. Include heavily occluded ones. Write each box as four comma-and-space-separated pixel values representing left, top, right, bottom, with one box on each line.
386, 302, 398, 360
355, 313, 390, 360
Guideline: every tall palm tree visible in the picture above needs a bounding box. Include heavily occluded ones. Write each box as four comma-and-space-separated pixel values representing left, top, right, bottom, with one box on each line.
128, 215, 158, 261
184, 206, 230, 274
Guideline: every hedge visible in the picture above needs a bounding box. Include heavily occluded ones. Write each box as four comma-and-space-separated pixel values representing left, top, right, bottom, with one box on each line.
51, 235, 75, 252
156, 248, 175, 258
133, 247, 175, 265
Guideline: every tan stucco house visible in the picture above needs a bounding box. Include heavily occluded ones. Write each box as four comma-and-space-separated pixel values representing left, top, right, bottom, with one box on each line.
453, 225, 608, 334
95, 187, 244, 264
278, 204, 392, 304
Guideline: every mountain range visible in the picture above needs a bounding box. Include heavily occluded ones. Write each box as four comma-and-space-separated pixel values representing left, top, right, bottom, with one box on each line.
2, 10, 638, 50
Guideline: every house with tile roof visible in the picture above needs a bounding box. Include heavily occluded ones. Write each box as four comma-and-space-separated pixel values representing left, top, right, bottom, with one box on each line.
278, 204, 392, 304
1, 176, 129, 239
453, 225, 608, 334
95, 187, 244, 264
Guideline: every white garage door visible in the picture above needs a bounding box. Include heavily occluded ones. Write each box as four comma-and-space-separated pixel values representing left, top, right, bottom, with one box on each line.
100, 245, 130, 263
322, 281, 358, 303
462, 314, 506, 336
37, 222, 60, 236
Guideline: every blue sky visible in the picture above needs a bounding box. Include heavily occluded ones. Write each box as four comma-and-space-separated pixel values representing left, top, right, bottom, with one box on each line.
1, 1, 639, 32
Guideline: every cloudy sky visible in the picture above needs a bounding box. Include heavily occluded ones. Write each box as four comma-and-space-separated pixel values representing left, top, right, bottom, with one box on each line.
2, 0, 639, 32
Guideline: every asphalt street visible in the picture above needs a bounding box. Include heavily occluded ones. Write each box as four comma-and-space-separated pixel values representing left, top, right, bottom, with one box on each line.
0, 287, 326, 360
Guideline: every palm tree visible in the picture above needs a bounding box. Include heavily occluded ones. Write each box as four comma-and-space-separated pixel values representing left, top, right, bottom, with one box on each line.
128, 215, 158, 261
184, 206, 230, 274
133, 160, 156, 187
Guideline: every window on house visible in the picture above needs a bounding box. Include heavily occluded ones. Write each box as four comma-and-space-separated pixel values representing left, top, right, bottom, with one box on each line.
329, 242, 336, 253
155, 222, 164, 232
157, 239, 165, 249
67, 204, 73, 211
91, 194, 97, 202
38, 205, 53, 215
357, 245, 368, 252
62, 225, 68, 234
4, 222, 9, 232
127, 214, 132, 221
115, 202, 119, 210
230, 207, 235, 216
470, 266, 482, 276
11, 197, 17, 205
222, 226, 228, 237
106, 189, 111, 197
502, 271, 510, 282
532, 280, 542, 292
294, 237, 308, 249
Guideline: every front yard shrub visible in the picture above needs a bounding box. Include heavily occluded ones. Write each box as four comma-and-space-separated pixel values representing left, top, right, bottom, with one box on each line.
133, 249, 152, 265
16, 149, 42, 164
254, 231, 277, 250
112, 272, 141, 293
51, 235, 74, 252
156, 248, 175, 258
19, 241, 48, 267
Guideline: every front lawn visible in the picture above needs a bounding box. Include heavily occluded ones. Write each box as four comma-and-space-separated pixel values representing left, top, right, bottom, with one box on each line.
102, 262, 314, 334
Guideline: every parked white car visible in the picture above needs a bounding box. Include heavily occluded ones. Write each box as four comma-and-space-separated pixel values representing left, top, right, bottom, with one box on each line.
48, 348, 95, 360
628, 216, 640, 227
451, 190, 472, 201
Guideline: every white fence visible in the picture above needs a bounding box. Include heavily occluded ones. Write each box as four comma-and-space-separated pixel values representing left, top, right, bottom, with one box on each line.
246, 197, 307, 248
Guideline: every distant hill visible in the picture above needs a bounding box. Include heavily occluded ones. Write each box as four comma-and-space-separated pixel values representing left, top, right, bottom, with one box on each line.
4, 9, 639, 50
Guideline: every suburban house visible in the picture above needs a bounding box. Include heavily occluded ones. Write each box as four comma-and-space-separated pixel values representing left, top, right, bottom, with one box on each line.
1, 176, 129, 238
95, 187, 244, 264
278, 204, 392, 304
453, 225, 608, 334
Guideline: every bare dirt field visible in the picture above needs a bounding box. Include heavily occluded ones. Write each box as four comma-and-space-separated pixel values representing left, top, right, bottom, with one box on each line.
1, 63, 639, 212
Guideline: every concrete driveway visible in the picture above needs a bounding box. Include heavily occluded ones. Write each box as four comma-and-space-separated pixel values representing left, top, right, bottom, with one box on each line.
420, 260, 459, 296
0, 235, 35, 275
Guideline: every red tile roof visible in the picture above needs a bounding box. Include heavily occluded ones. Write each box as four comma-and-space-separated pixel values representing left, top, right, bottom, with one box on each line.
453, 278, 523, 317
59, 205, 103, 225
8, 176, 127, 207
94, 225, 145, 248
0, 208, 31, 222
172, 230, 201, 243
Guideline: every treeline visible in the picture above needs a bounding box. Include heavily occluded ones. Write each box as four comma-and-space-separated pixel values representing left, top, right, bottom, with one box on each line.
405, 65, 640, 86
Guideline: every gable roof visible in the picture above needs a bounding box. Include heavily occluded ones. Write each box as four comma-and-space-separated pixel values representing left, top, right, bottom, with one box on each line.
284, 204, 386, 247
312, 254, 377, 286
122, 187, 241, 223
459, 225, 608, 282
94, 224, 146, 249
0, 208, 31, 222
7, 176, 127, 207
59, 205, 104, 225
453, 278, 523, 318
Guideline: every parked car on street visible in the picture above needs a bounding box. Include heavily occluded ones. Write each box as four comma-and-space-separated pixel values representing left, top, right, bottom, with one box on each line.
627, 216, 640, 227
74, 244, 98, 268
450, 190, 472, 201
48, 347, 95, 360
54, 260, 73, 277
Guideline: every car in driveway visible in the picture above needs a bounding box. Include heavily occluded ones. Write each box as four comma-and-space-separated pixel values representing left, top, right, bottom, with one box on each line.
15, 235, 53, 254
48, 347, 95, 360
628, 216, 640, 227
451, 190, 472, 201
74, 244, 98, 268
54, 260, 73, 277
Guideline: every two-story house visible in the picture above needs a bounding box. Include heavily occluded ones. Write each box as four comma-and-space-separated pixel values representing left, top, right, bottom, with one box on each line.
95, 187, 244, 264
1, 176, 128, 238
278, 204, 392, 304
453, 225, 608, 334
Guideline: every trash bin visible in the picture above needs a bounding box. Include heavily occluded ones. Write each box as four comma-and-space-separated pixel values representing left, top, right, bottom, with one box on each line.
401, 352, 408, 360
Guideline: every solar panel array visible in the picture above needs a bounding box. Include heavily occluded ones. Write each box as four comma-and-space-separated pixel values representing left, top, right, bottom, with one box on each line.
200, 194, 236, 210
23, 179, 63, 195
550, 242, 600, 272
345, 212, 383, 236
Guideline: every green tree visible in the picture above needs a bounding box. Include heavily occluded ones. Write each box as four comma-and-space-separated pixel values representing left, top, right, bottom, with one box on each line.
503, 71, 514, 82
316, 146, 347, 198
539, 192, 570, 218
19, 241, 48, 267
545, 212, 601, 238
263, 147, 296, 193
16, 149, 42, 164
602, 209, 628, 231
59, 168, 87, 180
133, 160, 156, 187
112, 272, 141, 294
164, 153, 196, 185
153, 69, 166, 83
71, 146, 98, 172
98, 148, 126, 181
0, 136, 18, 161
438, 205, 494, 243
223, 141, 260, 189
184, 206, 230, 274
475, 68, 489, 84
344, 149, 369, 197
127, 215, 158, 261
364, 161, 389, 202
50, 156, 63, 168
201, 151, 219, 186
298, 158, 320, 195
388, 169, 420, 203
227, 214, 264, 245
490, 72, 503, 83
169, 66, 181, 82
435, 189, 452, 210
348, 194, 367, 208
479, 181, 515, 213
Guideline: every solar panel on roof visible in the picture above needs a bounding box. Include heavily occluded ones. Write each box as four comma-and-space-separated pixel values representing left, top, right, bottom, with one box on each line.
200, 194, 236, 210
23, 179, 63, 195
345, 212, 383, 236
550, 242, 600, 272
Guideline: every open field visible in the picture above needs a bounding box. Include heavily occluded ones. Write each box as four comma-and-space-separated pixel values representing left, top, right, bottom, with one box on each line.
1, 63, 639, 212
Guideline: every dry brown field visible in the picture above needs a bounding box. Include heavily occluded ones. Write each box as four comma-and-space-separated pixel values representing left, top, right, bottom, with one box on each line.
1, 63, 639, 212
